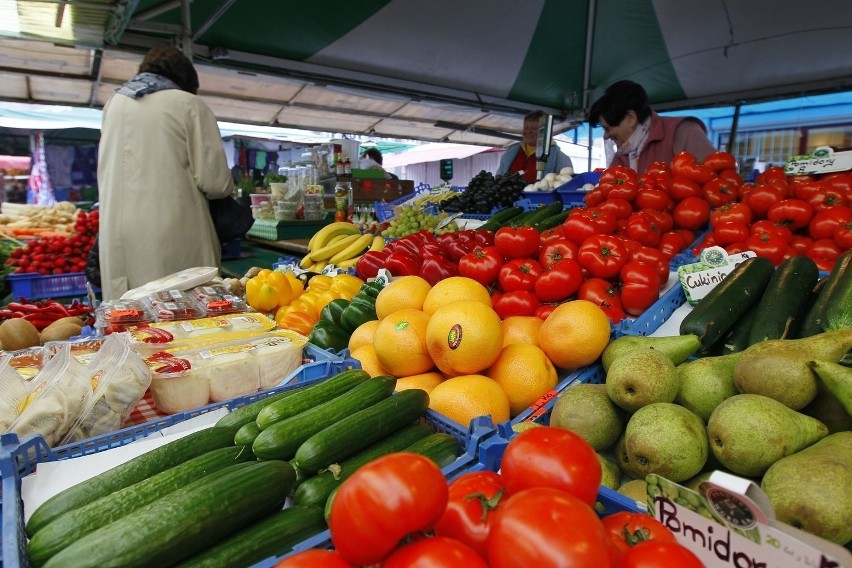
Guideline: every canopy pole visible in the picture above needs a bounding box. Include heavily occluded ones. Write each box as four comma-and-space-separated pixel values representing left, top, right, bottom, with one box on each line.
728, 102, 742, 154
582, 0, 597, 172
180, 0, 193, 58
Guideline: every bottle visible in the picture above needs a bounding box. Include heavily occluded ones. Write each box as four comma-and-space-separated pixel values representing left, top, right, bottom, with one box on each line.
334, 181, 351, 222
344, 155, 352, 175
336, 155, 345, 176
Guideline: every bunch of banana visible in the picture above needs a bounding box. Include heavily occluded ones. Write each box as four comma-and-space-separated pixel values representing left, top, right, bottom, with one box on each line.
334, 235, 386, 269
301, 222, 386, 271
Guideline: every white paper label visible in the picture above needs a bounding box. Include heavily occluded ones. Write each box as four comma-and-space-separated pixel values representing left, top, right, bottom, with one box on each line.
784, 146, 852, 176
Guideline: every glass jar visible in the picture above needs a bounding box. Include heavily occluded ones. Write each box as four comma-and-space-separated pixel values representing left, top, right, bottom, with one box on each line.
334, 181, 351, 222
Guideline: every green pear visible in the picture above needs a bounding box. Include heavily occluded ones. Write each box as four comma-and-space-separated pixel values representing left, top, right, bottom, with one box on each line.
613, 432, 643, 479
707, 394, 829, 477
761, 432, 852, 545
601, 334, 701, 371
675, 352, 741, 422
624, 402, 708, 482
682, 471, 714, 492
606, 348, 679, 412
801, 379, 852, 434
550, 384, 624, 450
733, 330, 852, 410
808, 359, 852, 415
597, 453, 621, 490
617, 479, 648, 505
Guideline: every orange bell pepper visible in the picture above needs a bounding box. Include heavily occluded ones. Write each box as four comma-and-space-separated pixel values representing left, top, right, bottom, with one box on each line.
277, 310, 315, 336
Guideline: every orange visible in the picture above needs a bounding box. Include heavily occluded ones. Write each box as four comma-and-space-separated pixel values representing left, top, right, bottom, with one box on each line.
349, 344, 391, 378
426, 300, 502, 376
375, 276, 432, 319
421, 276, 492, 316
539, 300, 611, 370
372, 309, 434, 377
348, 319, 380, 352
487, 343, 558, 417
501, 316, 543, 347
428, 374, 510, 427
395, 372, 444, 394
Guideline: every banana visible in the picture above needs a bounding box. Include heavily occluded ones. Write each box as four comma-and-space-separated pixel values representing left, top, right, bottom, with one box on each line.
328, 233, 373, 266
326, 233, 352, 246
309, 233, 361, 262
311, 260, 327, 272
335, 255, 362, 269
308, 222, 359, 251
369, 235, 385, 252
299, 255, 315, 269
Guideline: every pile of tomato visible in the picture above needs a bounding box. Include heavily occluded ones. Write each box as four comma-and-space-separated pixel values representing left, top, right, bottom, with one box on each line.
278, 427, 702, 568
4, 210, 99, 276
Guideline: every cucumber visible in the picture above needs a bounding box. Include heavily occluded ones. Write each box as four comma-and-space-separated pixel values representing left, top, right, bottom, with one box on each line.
404, 432, 462, 469
293, 388, 430, 473
718, 303, 759, 355
26, 425, 237, 537
799, 250, 852, 337
679, 256, 776, 348
256, 369, 370, 430
824, 255, 852, 332
215, 390, 298, 431
479, 206, 525, 231
519, 201, 564, 227
43, 461, 295, 568
748, 255, 819, 345
533, 209, 570, 231
293, 423, 433, 506
234, 422, 261, 446
28, 446, 254, 567
174, 505, 327, 568
252, 376, 397, 460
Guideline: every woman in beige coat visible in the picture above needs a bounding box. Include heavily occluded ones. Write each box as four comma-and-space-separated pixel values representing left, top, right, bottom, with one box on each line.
97, 45, 234, 300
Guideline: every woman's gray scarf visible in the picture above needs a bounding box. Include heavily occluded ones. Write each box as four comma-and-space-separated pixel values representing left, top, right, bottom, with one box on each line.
116, 72, 180, 99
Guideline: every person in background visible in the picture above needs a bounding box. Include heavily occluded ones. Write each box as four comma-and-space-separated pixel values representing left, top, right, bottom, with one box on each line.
360, 147, 399, 180
496, 110, 573, 183
588, 80, 717, 174
0, 169, 7, 204
97, 45, 234, 300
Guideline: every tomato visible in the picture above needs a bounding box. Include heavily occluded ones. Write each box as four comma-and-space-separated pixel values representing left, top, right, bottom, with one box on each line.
599, 164, 639, 186
577, 277, 625, 323
646, 161, 672, 191
382, 536, 488, 567
629, 246, 669, 283
328, 453, 449, 566
710, 202, 752, 227
539, 238, 578, 268
487, 487, 611, 568
766, 198, 813, 230
793, 180, 828, 201
498, 258, 543, 293
668, 176, 703, 202
746, 231, 788, 265
820, 172, 852, 201
656, 231, 688, 260
756, 165, 788, 186
534, 303, 558, 320
808, 238, 842, 264
538, 225, 565, 244
433, 471, 503, 558
577, 234, 629, 279
672, 197, 710, 232
620, 540, 704, 568
702, 150, 737, 172
492, 289, 540, 318
562, 208, 617, 245
809, 206, 852, 240
625, 211, 662, 247
583, 187, 607, 207
458, 246, 504, 286
606, 181, 639, 202
788, 234, 813, 257
671, 151, 713, 184
494, 225, 540, 260
750, 219, 793, 243
702, 176, 739, 208
602, 511, 676, 554
745, 184, 785, 219
642, 209, 674, 233
712, 221, 751, 246
620, 260, 662, 316
273, 549, 353, 567
637, 173, 659, 191
500, 426, 601, 505
718, 168, 744, 187
835, 219, 852, 250
634, 188, 673, 211
534, 259, 584, 303
597, 198, 634, 220
807, 185, 848, 211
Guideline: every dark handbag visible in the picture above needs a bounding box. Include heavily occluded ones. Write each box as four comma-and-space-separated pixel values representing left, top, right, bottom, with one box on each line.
209, 196, 254, 244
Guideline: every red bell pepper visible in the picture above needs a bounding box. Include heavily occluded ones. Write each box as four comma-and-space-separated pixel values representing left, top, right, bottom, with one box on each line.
419, 252, 458, 286
385, 250, 422, 277
355, 250, 389, 280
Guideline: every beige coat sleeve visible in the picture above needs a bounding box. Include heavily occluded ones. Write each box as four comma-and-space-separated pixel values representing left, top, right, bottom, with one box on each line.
186, 98, 235, 200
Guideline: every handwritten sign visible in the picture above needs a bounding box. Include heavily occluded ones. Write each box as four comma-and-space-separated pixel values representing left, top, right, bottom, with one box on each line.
677, 248, 756, 305
784, 146, 852, 176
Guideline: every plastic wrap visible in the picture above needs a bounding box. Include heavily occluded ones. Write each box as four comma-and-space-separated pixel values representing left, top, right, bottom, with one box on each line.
0, 354, 31, 431
128, 312, 276, 357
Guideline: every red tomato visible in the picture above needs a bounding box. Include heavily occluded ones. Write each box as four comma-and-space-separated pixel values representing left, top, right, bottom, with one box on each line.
487, 487, 611, 568
577, 277, 625, 323
599, 164, 639, 186
602, 511, 676, 554
597, 198, 634, 220
807, 186, 848, 211
634, 188, 673, 211
745, 184, 785, 219
534, 303, 557, 320
274, 549, 353, 567
788, 234, 813, 257
808, 238, 842, 264
746, 231, 788, 265
433, 471, 504, 558
620, 260, 662, 316
820, 172, 852, 201
583, 187, 607, 207
625, 211, 663, 247
757, 165, 788, 186
751, 219, 793, 243
643, 209, 674, 233
668, 176, 703, 202
809, 206, 852, 240
538, 225, 565, 244
498, 258, 543, 292
577, 234, 629, 279
702, 176, 739, 207
637, 173, 659, 191
629, 246, 669, 283
766, 198, 814, 230
538, 238, 578, 268
702, 150, 738, 172
458, 246, 503, 286
671, 151, 713, 184
382, 536, 488, 568
657, 231, 688, 260
492, 289, 540, 318
835, 219, 852, 250
494, 225, 540, 260
500, 426, 601, 506
712, 221, 751, 246
328, 453, 449, 566
606, 181, 639, 202
562, 208, 617, 245
534, 259, 584, 303
620, 540, 704, 568
710, 202, 753, 227
672, 197, 710, 232
718, 168, 743, 187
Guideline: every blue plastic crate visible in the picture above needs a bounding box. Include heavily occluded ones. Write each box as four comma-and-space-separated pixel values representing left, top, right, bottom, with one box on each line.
555, 171, 601, 205
374, 188, 442, 222
6, 272, 98, 300
511, 364, 606, 424
517, 189, 559, 205
617, 280, 687, 337
304, 342, 350, 362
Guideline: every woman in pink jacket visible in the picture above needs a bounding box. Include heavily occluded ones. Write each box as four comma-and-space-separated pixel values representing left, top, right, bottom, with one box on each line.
588, 80, 717, 174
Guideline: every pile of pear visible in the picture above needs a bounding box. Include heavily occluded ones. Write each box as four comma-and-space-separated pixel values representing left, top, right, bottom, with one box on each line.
549, 329, 852, 545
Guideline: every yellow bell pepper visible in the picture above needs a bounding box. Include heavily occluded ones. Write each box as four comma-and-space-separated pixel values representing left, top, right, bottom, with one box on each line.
283, 271, 304, 299
289, 294, 320, 321
330, 274, 365, 300
266, 271, 294, 307
306, 274, 333, 293
245, 276, 278, 313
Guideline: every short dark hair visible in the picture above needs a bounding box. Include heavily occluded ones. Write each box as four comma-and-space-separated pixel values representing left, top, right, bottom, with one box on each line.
361, 147, 383, 166
139, 45, 200, 95
524, 110, 544, 123
588, 80, 652, 128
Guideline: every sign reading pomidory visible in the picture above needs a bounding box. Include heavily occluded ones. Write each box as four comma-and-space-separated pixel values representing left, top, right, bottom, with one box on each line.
784, 146, 852, 176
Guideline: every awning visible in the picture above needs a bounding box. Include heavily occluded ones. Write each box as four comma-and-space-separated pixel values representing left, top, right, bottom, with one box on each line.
0, 155, 30, 170
383, 143, 495, 168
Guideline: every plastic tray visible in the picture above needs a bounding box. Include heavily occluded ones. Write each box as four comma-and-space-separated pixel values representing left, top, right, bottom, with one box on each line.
555, 171, 601, 205
303, 342, 349, 362
374, 189, 438, 222
6, 272, 96, 300
518, 189, 559, 205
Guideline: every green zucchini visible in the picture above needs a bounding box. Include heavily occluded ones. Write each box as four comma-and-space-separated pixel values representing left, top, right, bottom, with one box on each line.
26, 426, 237, 537
519, 201, 564, 227
823, 251, 852, 332
479, 206, 525, 231
718, 303, 759, 355
293, 388, 430, 473
174, 505, 327, 568
43, 461, 295, 568
215, 390, 300, 431
256, 369, 370, 430
680, 256, 776, 348
28, 446, 254, 567
234, 422, 261, 446
798, 250, 852, 337
533, 209, 570, 231
252, 376, 397, 460
748, 255, 819, 345
293, 423, 434, 507
404, 432, 462, 469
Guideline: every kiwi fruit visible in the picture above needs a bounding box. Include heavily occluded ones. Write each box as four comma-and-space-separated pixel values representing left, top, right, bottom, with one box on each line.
0, 318, 42, 351
42, 316, 85, 333
40, 322, 85, 345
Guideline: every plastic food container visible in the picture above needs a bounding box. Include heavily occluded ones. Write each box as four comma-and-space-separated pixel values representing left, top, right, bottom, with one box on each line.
187, 284, 250, 316
251, 203, 274, 220
250, 193, 272, 206
95, 299, 156, 334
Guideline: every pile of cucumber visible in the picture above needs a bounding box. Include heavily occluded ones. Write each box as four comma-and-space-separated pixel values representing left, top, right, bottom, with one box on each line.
479, 201, 571, 232
681, 250, 852, 354
25, 370, 461, 568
